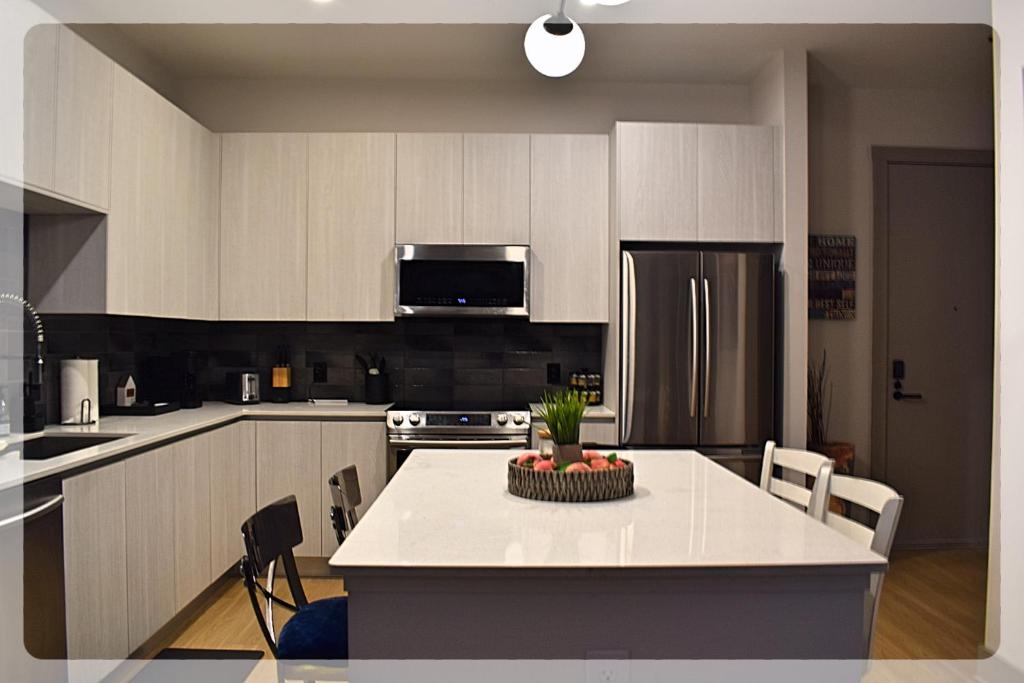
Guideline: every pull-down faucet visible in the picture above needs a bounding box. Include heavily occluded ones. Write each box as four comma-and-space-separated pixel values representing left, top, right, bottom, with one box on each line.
0, 292, 46, 432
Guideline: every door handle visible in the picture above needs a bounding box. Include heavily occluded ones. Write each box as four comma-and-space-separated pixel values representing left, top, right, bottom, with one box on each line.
893, 391, 924, 401
703, 277, 711, 419
622, 252, 637, 443
0, 495, 63, 531
689, 278, 698, 418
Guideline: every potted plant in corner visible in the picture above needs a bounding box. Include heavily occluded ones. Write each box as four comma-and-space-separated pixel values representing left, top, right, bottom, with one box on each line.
807, 350, 855, 476
536, 389, 589, 465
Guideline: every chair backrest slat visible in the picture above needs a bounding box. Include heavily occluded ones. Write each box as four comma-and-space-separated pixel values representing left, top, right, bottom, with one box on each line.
768, 477, 813, 509
760, 441, 832, 520
329, 465, 363, 546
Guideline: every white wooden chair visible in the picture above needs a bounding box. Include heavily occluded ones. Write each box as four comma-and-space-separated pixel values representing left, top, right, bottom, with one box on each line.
759, 440, 833, 520
824, 474, 904, 658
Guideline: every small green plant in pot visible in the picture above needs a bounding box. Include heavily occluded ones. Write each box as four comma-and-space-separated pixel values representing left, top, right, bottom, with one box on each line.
536, 389, 589, 465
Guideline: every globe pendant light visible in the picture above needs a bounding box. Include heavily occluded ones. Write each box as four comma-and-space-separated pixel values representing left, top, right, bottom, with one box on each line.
524, 2, 586, 78
580, 0, 632, 5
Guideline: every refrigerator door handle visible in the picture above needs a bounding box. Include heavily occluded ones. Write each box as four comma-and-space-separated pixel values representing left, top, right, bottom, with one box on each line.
703, 277, 711, 418
622, 252, 638, 443
689, 277, 698, 418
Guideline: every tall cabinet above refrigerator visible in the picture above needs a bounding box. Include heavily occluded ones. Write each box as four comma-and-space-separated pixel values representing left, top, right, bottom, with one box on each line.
620, 248, 777, 451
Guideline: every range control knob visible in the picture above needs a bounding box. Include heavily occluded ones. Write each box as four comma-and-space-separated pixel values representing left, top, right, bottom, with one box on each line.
409, 413, 421, 426
391, 414, 404, 426
496, 413, 508, 426
512, 414, 525, 426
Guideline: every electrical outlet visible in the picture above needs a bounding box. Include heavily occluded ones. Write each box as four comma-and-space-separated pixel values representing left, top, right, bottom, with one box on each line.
585, 650, 630, 683
547, 362, 562, 385
313, 362, 328, 383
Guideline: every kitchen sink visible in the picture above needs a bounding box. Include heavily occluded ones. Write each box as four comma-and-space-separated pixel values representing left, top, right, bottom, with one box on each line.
2, 435, 128, 461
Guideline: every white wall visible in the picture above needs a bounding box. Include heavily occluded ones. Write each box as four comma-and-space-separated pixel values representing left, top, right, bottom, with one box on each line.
992, 0, 1024, 667
807, 82, 994, 474
172, 77, 754, 134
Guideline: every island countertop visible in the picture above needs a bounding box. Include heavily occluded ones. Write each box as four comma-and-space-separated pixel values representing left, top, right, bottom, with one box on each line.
330, 449, 886, 573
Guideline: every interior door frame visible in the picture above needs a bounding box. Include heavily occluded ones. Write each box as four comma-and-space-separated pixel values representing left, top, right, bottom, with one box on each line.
870, 146, 995, 485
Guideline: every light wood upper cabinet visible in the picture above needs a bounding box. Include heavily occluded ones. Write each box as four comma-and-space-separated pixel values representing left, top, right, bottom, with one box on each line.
697, 124, 776, 242
463, 134, 531, 245
220, 133, 309, 320
308, 133, 396, 321
256, 421, 323, 556
530, 134, 610, 323
53, 26, 113, 210
209, 422, 256, 573
125, 446, 176, 651
22, 24, 59, 190
63, 462, 129, 660
320, 421, 388, 554
172, 435, 212, 610
189, 125, 221, 320
615, 122, 699, 241
396, 133, 463, 244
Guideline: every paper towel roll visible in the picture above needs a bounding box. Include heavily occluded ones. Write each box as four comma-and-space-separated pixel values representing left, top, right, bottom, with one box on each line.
61, 359, 99, 425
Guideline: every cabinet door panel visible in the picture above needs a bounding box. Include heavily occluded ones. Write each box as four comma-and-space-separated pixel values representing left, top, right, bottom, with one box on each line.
320, 421, 388, 554
53, 26, 113, 210
220, 133, 309, 320
308, 133, 396, 321
697, 125, 775, 242
463, 133, 531, 245
63, 462, 129, 660
209, 422, 256, 573
172, 435, 212, 609
125, 446, 176, 651
530, 134, 610, 323
396, 133, 463, 244
256, 422, 322, 556
616, 123, 698, 241
22, 23, 58, 190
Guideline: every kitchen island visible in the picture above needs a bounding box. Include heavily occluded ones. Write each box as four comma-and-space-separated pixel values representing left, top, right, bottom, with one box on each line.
329, 449, 886, 660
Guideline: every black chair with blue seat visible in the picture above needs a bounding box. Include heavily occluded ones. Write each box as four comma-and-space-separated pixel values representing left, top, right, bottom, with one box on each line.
239, 495, 348, 681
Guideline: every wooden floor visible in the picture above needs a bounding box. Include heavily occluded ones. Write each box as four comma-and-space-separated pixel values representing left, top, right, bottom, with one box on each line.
163, 549, 988, 660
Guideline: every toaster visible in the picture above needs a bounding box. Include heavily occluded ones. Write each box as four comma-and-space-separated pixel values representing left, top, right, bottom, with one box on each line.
225, 372, 260, 405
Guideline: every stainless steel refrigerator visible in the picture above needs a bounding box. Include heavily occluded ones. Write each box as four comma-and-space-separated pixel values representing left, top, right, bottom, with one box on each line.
620, 249, 777, 450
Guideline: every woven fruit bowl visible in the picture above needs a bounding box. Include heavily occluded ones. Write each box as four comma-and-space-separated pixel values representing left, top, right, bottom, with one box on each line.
507, 452, 635, 503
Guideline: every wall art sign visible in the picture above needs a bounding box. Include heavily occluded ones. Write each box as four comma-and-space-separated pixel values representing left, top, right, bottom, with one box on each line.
809, 235, 856, 320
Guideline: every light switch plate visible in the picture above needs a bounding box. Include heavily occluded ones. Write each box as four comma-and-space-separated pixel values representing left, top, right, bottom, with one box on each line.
585, 650, 630, 683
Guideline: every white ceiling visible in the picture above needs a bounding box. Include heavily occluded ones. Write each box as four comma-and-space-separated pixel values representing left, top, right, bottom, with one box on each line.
73, 23, 993, 90
36, 0, 993, 25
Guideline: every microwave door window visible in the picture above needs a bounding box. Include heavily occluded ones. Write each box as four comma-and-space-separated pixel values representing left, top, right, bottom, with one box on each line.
399, 260, 525, 308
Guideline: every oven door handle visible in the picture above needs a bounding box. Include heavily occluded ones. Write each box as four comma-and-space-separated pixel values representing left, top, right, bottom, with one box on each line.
389, 438, 529, 448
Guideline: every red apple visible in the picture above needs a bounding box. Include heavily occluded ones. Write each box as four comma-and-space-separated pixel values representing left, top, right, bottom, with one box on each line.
582, 450, 601, 461
516, 452, 541, 467
534, 459, 555, 472
589, 458, 612, 471
565, 462, 592, 473
612, 459, 627, 469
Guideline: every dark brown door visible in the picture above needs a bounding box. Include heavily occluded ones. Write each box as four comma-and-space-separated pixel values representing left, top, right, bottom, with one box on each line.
875, 149, 994, 547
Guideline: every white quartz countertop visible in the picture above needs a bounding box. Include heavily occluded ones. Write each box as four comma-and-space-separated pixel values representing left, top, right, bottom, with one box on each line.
0, 400, 389, 491
330, 449, 886, 573
529, 403, 615, 420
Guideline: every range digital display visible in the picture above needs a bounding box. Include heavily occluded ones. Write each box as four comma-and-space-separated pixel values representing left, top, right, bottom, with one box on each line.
425, 413, 492, 427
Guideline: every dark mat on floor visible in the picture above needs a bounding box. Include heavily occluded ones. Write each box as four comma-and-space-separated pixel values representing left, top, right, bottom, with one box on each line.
130, 649, 263, 683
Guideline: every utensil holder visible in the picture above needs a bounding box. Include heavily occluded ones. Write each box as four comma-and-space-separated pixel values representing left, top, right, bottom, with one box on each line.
365, 373, 391, 405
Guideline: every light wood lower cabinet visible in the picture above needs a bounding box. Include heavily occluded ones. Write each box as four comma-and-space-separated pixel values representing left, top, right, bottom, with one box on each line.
172, 435, 212, 610
209, 422, 256, 573
256, 421, 323, 556
124, 446, 176, 652
320, 422, 388, 554
62, 462, 129, 660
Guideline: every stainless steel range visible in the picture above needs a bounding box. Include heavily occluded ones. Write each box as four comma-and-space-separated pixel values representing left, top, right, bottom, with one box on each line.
386, 403, 531, 479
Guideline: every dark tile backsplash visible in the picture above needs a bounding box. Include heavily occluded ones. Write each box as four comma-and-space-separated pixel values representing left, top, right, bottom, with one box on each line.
39, 315, 603, 421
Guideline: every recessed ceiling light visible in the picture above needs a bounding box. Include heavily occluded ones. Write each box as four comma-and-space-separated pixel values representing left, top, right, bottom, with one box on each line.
311, 0, 334, 4
524, 12, 586, 78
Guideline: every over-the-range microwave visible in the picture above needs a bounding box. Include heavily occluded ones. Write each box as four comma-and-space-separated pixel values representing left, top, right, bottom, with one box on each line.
394, 244, 530, 317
